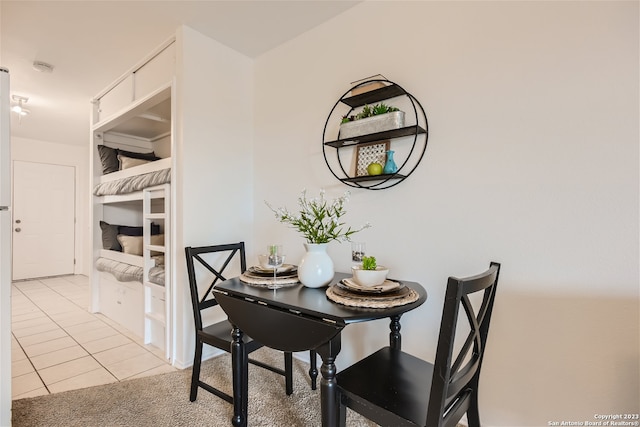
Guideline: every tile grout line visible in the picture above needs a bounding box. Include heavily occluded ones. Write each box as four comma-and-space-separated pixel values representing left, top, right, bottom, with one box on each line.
10, 284, 52, 396
12, 275, 171, 394
14, 277, 124, 387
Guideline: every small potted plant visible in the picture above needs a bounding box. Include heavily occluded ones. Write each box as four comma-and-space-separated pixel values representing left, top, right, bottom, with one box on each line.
339, 103, 405, 139
352, 256, 389, 287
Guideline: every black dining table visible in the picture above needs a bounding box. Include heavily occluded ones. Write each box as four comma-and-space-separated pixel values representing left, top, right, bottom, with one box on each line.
212, 272, 427, 427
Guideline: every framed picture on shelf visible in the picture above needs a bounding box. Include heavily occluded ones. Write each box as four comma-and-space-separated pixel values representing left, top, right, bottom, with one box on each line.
355, 140, 390, 176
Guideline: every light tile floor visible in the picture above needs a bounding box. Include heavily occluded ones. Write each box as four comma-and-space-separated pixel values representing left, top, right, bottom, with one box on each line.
11, 275, 176, 400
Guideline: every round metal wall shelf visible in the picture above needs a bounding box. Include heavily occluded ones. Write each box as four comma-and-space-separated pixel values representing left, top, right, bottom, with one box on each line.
322, 78, 429, 190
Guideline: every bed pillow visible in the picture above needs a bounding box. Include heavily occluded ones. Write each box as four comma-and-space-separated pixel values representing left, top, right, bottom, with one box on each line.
117, 234, 165, 256
118, 155, 150, 170
117, 149, 159, 162
118, 223, 161, 236
117, 235, 143, 255
97, 145, 120, 174
97, 145, 159, 175
99, 220, 122, 251
151, 234, 164, 246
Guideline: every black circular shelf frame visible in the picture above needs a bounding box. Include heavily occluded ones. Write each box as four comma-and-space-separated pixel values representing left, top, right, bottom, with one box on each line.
322, 78, 429, 190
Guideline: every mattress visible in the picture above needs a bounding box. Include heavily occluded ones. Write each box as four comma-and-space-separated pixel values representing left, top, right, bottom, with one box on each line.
96, 257, 165, 286
93, 167, 171, 196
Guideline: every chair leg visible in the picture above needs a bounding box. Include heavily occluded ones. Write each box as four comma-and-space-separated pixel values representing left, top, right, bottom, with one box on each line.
284, 352, 293, 395
190, 339, 203, 402
309, 350, 318, 390
466, 388, 481, 427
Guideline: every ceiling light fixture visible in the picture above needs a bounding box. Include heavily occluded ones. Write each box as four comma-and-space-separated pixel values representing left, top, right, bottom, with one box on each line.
11, 95, 30, 123
32, 61, 54, 73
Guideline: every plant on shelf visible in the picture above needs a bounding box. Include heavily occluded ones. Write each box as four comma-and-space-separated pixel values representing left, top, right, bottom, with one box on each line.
361, 256, 377, 270
341, 103, 400, 123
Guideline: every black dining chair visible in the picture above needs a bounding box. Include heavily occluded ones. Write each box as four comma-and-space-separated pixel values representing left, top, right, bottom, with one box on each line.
185, 242, 317, 404
335, 262, 501, 427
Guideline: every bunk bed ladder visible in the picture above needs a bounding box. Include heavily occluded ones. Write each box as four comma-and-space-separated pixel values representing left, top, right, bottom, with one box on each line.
142, 184, 171, 361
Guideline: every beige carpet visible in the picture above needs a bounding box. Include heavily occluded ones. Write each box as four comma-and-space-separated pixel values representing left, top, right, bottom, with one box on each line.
12, 348, 378, 427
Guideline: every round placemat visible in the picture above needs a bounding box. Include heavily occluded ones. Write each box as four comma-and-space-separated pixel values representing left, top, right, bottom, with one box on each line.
326, 285, 419, 308
239, 272, 300, 289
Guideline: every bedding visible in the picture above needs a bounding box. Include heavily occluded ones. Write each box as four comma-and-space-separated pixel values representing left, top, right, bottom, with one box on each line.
99, 220, 160, 252
100, 221, 121, 251
97, 145, 159, 174
119, 155, 150, 169
117, 234, 164, 256
93, 168, 171, 196
96, 256, 165, 286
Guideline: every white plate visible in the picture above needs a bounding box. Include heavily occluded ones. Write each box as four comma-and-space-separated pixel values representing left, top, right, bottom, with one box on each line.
250, 264, 296, 274
341, 277, 401, 293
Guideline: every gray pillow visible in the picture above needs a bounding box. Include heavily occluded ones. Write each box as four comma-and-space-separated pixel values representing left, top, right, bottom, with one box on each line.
97, 146, 120, 174
99, 220, 121, 251
97, 145, 160, 175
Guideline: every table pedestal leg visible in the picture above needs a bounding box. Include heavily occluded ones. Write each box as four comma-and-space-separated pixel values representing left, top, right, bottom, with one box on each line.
389, 314, 403, 350
231, 325, 247, 427
317, 334, 342, 427
309, 350, 318, 390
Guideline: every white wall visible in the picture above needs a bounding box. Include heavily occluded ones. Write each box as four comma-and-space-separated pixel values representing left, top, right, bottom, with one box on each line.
12, 136, 90, 276
173, 26, 254, 367
252, 2, 638, 425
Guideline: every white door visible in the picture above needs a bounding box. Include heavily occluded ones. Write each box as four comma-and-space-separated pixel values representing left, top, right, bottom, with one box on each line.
12, 161, 75, 280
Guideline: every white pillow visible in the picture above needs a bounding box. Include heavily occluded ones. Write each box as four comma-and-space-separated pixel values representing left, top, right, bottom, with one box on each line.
117, 234, 164, 256
117, 235, 143, 255
118, 155, 150, 170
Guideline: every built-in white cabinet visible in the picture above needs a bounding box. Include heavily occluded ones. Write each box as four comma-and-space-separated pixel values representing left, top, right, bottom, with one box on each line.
90, 27, 254, 369
90, 38, 175, 363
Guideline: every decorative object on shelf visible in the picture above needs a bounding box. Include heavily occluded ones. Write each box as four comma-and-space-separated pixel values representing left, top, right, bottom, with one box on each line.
349, 74, 388, 96
383, 150, 398, 174
340, 104, 404, 140
367, 162, 383, 176
297, 243, 334, 288
356, 141, 390, 176
322, 77, 429, 190
341, 103, 400, 123
266, 189, 371, 288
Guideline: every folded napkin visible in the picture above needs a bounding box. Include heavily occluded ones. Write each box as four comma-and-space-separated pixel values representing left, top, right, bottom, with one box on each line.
342, 277, 400, 292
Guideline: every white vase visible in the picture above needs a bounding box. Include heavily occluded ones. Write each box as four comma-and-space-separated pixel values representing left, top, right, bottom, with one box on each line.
298, 243, 334, 288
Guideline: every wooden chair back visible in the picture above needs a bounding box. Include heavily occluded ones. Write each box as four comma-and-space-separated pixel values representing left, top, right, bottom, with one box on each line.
426, 261, 501, 426
184, 242, 247, 332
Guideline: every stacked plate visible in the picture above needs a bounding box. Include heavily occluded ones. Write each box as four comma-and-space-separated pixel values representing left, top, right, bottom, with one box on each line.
240, 264, 299, 289
246, 264, 297, 277
327, 278, 418, 308
334, 278, 410, 299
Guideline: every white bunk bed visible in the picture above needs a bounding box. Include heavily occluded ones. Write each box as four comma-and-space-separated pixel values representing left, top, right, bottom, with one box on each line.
94, 178, 171, 355
90, 43, 175, 361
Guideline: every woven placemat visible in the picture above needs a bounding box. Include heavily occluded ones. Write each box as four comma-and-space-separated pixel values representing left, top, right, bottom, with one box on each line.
326, 285, 419, 308
239, 272, 300, 289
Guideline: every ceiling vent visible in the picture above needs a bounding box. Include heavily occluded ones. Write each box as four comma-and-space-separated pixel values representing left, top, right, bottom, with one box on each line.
32, 61, 54, 73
